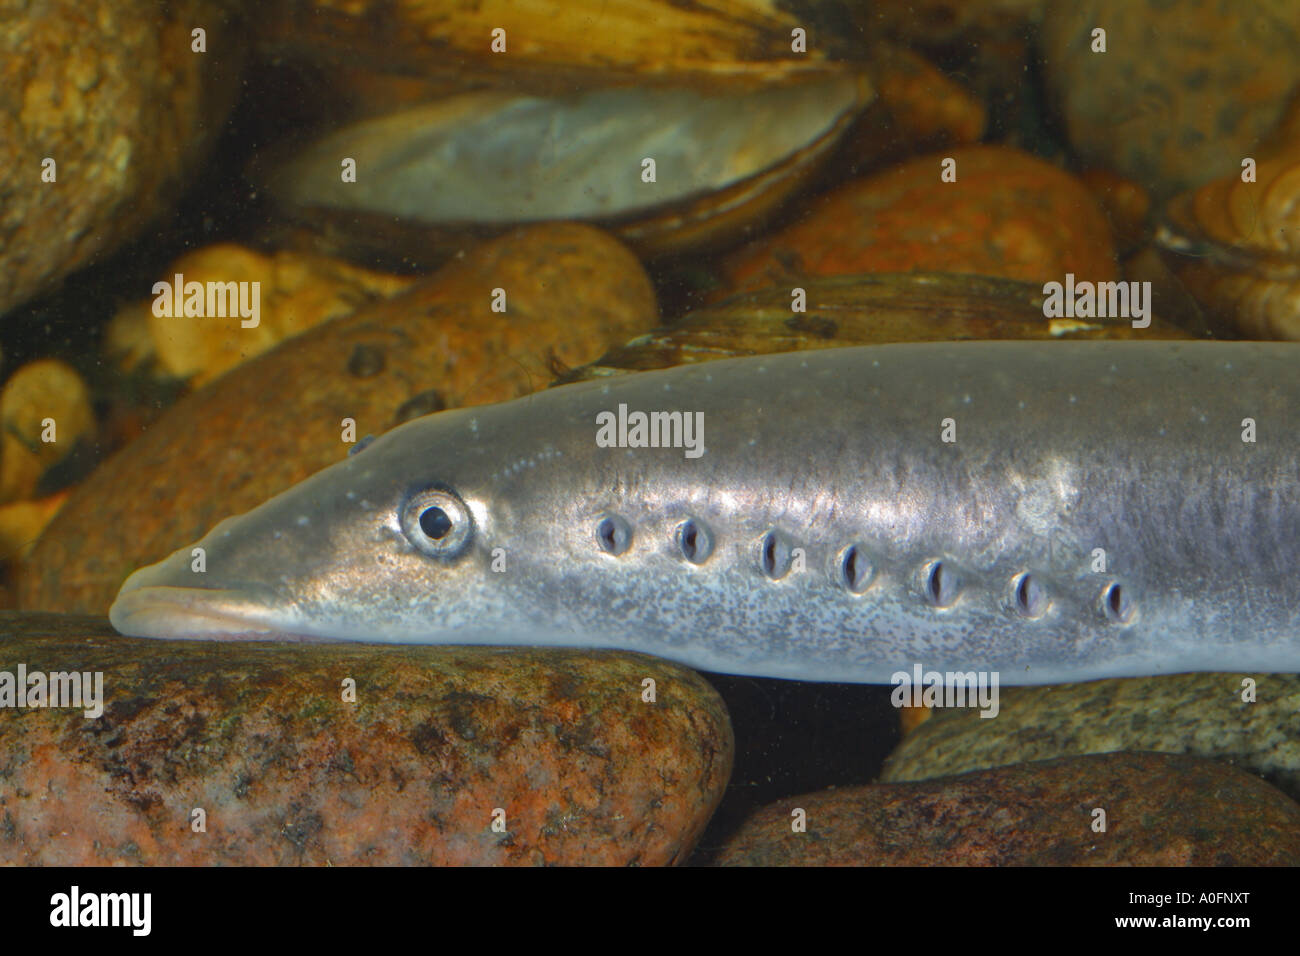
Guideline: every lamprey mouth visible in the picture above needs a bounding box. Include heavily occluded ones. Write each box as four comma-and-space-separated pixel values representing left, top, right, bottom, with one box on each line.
108, 585, 318, 641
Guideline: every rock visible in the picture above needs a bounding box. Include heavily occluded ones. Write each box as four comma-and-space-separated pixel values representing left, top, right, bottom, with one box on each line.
716, 752, 1300, 865
1041, 0, 1300, 201
879, 674, 1300, 801
113, 244, 414, 386
860, 0, 1044, 137
0, 613, 732, 865
0, 0, 244, 316
718, 146, 1118, 299
102, 307, 156, 375
1078, 168, 1151, 256
897, 702, 932, 737
19, 224, 657, 613
0, 494, 68, 562
848, 44, 986, 169
0, 360, 94, 504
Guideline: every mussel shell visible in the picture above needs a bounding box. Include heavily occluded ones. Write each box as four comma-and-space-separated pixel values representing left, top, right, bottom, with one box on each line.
258, 72, 871, 260
558, 272, 1190, 383
258, 0, 849, 92
1156, 156, 1300, 339
1160, 157, 1300, 257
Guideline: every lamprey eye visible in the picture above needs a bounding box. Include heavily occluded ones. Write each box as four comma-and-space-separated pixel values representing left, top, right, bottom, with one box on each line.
401, 488, 473, 558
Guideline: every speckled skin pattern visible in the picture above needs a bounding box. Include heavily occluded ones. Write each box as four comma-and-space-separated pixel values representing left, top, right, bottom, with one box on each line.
112, 341, 1300, 685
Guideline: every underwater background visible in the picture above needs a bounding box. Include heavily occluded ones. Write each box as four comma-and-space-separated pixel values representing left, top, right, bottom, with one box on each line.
0, 0, 1298, 865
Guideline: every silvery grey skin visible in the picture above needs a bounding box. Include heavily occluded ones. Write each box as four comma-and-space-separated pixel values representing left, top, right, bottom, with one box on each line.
110, 342, 1300, 685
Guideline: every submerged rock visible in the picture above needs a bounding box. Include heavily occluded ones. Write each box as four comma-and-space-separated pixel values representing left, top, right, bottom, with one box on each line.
849, 43, 986, 168
0, 360, 94, 505
0, 0, 243, 316
1041, 0, 1300, 201
108, 244, 414, 386
0, 613, 732, 865
20, 224, 657, 614
718, 146, 1119, 298
881, 673, 1300, 801
717, 752, 1300, 865
0, 494, 67, 563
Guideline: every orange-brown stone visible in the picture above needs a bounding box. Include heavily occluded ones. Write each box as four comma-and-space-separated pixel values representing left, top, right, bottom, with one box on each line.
717, 752, 1300, 865
719, 146, 1118, 298
0, 613, 732, 865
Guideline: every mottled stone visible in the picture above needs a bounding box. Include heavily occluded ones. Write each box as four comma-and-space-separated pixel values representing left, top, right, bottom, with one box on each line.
113, 244, 413, 386
19, 224, 657, 613
0, 0, 244, 316
1078, 168, 1151, 256
860, 0, 1044, 137
1041, 0, 1300, 201
719, 146, 1118, 298
717, 752, 1300, 866
850, 44, 986, 168
0, 494, 67, 563
0, 613, 732, 865
881, 674, 1300, 801
0, 360, 94, 505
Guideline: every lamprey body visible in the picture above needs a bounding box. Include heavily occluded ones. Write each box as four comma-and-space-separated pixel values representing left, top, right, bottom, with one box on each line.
111, 342, 1300, 685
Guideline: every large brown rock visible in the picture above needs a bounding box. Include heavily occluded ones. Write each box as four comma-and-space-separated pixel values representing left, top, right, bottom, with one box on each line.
19, 224, 657, 614
1041, 0, 1300, 201
0, 613, 732, 865
0, 0, 244, 316
717, 752, 1300, 865
718, 146, 1119, 299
